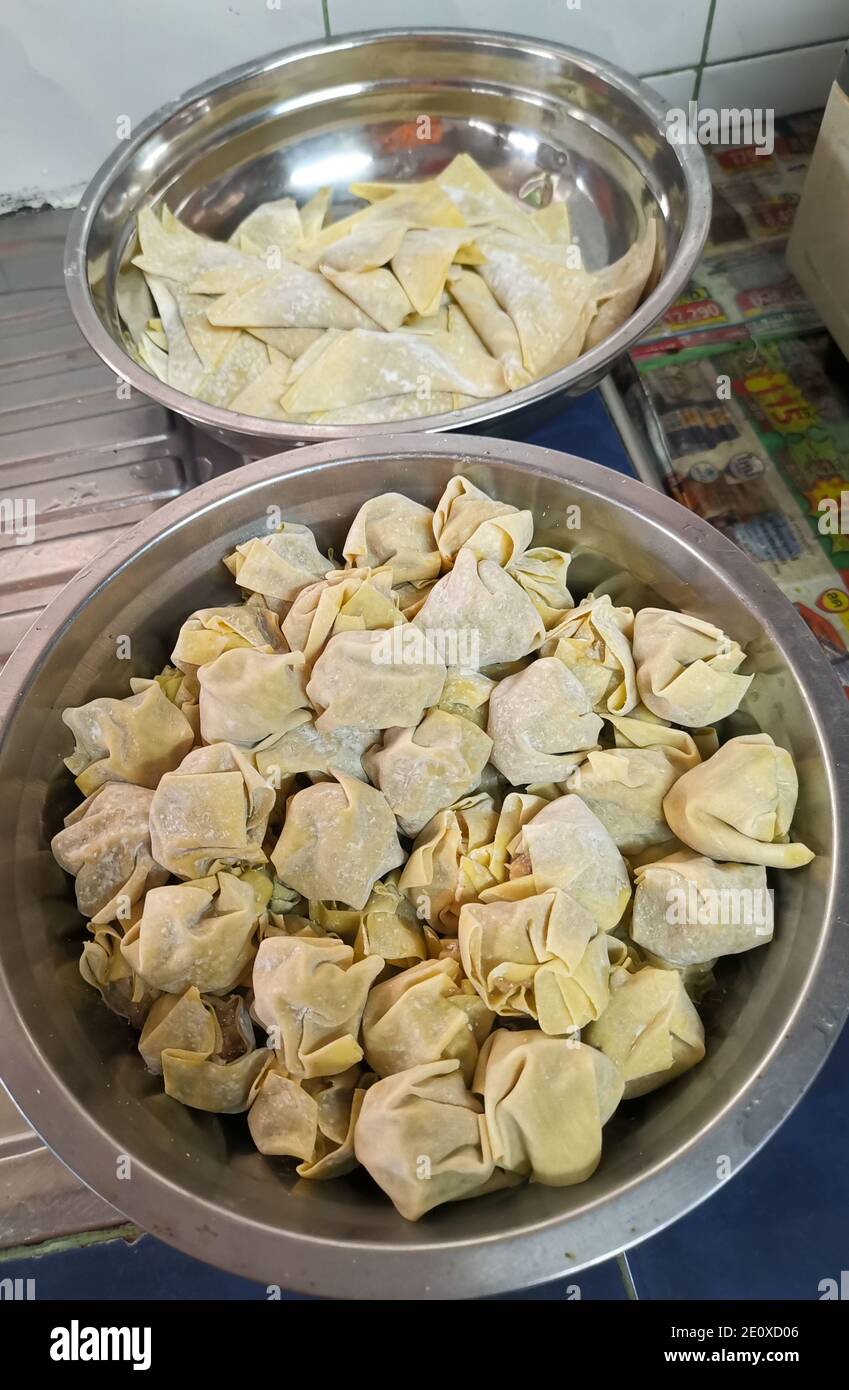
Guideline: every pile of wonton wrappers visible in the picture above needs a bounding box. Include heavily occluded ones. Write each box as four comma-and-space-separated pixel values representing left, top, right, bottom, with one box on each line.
52, 477, 815, 1221
122, 154, 658, 425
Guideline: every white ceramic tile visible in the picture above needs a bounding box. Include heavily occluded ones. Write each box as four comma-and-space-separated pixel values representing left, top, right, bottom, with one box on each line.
699, 40, 846, 120
709, 0, 848, 64
0, 0, 326, 209
327, 0, 712, 76
644, 70, 698, 108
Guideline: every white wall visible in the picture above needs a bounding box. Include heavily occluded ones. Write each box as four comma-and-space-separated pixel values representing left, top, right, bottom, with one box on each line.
2, 0, 846, 212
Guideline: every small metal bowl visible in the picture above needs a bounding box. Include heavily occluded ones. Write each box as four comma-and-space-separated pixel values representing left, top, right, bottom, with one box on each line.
0, 435, 846, 1298
64, 27, 711, 455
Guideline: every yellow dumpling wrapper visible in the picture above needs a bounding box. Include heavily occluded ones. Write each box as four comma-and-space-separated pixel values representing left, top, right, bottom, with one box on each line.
51, 783, 167, 924
197, 648, 309, 747
149, 742, 275, 880
487, 656, 602, 786
121, 871, 260, 995
343, 492, 440, 586
320, 264, 412, 331
364, 709, 492, 837
63, 682, 195, 795
363, 956, 493, 1083
306, 627, 446, 734
398, 792, 501, 932
584, 966, 705, 1098
224, 522, 333, 604
631, 851, 773, 965
633, 607, 753, 726
544, 592, 639, 714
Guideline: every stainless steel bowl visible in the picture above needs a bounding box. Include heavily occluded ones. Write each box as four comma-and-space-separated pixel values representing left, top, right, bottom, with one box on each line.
1, 435, 846, 1300
64, 28, 711, 455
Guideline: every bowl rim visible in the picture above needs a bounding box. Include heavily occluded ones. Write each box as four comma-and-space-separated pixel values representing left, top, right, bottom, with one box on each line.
0, 433, 847, 1298
63, 25, 713, 445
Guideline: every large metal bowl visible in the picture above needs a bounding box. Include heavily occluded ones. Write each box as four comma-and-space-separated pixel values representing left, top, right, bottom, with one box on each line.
64, 28, 711, 455
0, 435, 847, 1298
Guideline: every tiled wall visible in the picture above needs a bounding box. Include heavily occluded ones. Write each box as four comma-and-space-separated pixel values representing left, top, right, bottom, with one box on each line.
2, 0, 847, 211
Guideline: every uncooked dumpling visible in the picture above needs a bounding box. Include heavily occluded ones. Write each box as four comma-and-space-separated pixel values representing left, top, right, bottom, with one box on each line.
631, 851, 774, 965
544, 594, 638, 714
398, 792, 501, 933
487, 656, 602, 785
271, 772, 404, 910
252, 934, 384, 1077
583, 966, 705, 1098
413, 548, 545, 668
197, 648, 309, 747
564, 730, 700, 856
362, 957, 493, 1083
171, 603, 284, 674
343, 492, 440, 586
633, 608, 753, 726
255, 718, 377, 784
283, 567, 404, 669
224, 522, 333, 604
149, 742, 275, 879
363, 709, 492, 836
62, 683, 195, 795
306, 628, 446, 733
121, 871, 260, 995
473, 1031, 623, 1185
662, 733, 814, 869
51, 783, 167, 924
432, 474, 532, 568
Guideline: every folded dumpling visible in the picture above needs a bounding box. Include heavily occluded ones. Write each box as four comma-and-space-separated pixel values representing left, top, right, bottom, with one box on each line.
138, 985, 220, 1074
271, 772, 404, 910
306, 628, 446, 733
121, 871, 260, 994
283, 567, 404, 669
149, 742, 275, 879
248, 1063, 370, 1179
252, 934, 383, 1077
543, 594, 638, 714
391, 227, 475, 315
583, 966, 705, 1098
507, 546, 574, 628
255, 718, 377, 784
436, 667, 497, 728
447, 268, 531, 389
487, 656, 602, 785
281, 330, 505, 413
363, 709, 492, 836
197, 649, 309, 747
413, 548, 545, 668
62, 683, 195, 794
564, 731, 700, 856
631, 851, 774, 964
320, 265, 412, 332
51, 783, 167, 924
343, 492, 441, 586
171, 603, 284, 674
353, 1057, 507, 1221
205, 259, 374, 330
473, 1031, 623, 1185
584, 218, 658, 350
432, 475, 532, 568
398, 792, 501, 932
662, 733, 815, 869
633, 608, 753, 726
464, 791, 548, 891
459, 889, 617, 1032
348, 873, 428, 970
224, 523, 333, 605
161, 1047, 271, 1113
483, 795, 631, 933
362, 957, 493, 1083
80, 916, 158, 1027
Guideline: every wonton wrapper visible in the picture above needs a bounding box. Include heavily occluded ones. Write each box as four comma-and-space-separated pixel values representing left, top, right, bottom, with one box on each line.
631, 851, 774, 965
281, 329, 505, 413
459, 888, 617, 1032
487, 656, 602, 785
584, 218, 658, 351
413, 548, 545, 668
121, 871, 260, 995
437, 667, 497, 728
306, 628, 446, 733
51, 783, 167, 924
473, 1031, 623, 1185
399, 792, 501, 932
206, 260, 374, 330
149, 742, 275, 879
197, 648, 309, 747
363, 709, 492, 836
271, 772, 404, 910
507, 546, 574, 628
161, 1046, 271, 1113
283, 567, 404, 670
256, 719, 377, 784
343, 492, 440, 587
80, 917, 158, 1027
348, 873, 428, 970
248, 1063, 370, 1179
476, 229, 596, 377
62, 683, 194, 794
432, 474, 532, 569
320, 265, 412, 332
583, 966, 705, 1098
230, 197, 303, 256
447, 268, 530, 389
354, 1057, 507, 1221
391, 227, 475, 315
362, 957, 493, 1083
662, 733, 814, 869
485, 794, 631, 933
633, 608, 752, 726
252, 934, 384, 1078
224, 523, 332, 604
543, 594, 638, 714
138, 985, 219, 1075
565, 731, 700, 856
171, 603, 283, 675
